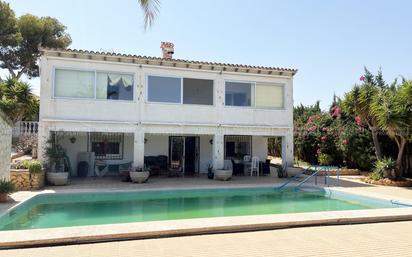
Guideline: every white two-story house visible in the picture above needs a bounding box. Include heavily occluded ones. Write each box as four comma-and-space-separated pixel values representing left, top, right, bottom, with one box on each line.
38, 43, 296, 177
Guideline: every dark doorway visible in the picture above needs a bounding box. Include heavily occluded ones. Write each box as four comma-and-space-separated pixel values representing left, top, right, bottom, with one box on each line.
184, 136, 199, 175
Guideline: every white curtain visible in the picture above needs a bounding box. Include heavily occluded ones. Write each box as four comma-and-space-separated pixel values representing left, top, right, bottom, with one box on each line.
96, 73, 133, 99
255, 83, 284, 108
108, 74, 133, 87
54, 69, 95, 98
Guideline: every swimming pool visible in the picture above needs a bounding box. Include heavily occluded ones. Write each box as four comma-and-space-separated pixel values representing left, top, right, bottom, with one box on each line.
0, 187, 402, 231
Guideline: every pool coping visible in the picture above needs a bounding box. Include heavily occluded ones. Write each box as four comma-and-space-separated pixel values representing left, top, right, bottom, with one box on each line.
1, 186, 412, 249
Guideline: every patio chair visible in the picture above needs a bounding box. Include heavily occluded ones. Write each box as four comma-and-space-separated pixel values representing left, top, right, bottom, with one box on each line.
95, 160, 109, 177
168, 161, 183, 177
260, 159, 271, 175
157, 155, 168, 170
231, 159, 244, 176
250, 156, 259, 176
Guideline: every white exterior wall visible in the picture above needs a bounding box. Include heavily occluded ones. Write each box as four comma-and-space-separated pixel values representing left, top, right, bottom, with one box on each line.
0, 113, 12, 179
199, 135, 213, 173
144, 135, 168, 156
252, 136, 268, 161
39, 55, 294, 170
59, 132, 88, 176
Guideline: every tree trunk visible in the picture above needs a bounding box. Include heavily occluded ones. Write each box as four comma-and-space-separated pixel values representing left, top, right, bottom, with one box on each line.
370, 126, 382, 161
396, 138, 407, 177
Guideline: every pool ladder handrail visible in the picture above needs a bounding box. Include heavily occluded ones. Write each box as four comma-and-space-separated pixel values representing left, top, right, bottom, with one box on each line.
277, 165, 317, 190
296, 166, 341, 188
390, 200, 412, 207
277, 165, 341, 190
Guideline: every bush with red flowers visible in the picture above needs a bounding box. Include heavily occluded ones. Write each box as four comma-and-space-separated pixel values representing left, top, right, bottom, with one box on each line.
294, 102, 375, 170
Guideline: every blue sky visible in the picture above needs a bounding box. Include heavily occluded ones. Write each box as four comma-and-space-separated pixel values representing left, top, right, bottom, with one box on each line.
3, 0, 412, 109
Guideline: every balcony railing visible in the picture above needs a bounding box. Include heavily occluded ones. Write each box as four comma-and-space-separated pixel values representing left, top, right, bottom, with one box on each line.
13, 121, 39, 137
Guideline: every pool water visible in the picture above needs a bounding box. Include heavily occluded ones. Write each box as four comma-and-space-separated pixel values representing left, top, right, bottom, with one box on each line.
0, 187, 397, 231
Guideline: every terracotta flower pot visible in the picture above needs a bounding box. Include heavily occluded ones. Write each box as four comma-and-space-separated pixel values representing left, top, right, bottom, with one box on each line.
0, 193, 8, 203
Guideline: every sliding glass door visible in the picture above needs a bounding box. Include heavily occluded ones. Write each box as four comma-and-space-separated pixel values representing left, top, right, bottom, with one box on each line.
169, 136, 200, 175
169, 136, 184, 171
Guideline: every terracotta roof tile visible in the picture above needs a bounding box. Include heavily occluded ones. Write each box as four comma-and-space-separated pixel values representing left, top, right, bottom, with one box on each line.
41, 48, 298, 76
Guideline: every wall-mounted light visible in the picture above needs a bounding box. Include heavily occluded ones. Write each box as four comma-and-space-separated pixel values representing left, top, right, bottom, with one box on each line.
209, 139, 213, 145
144, 138, 148, 144
69, 137, 76, 144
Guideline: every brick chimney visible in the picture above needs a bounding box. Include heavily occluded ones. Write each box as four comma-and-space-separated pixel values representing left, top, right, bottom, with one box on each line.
160, 42, 174, 59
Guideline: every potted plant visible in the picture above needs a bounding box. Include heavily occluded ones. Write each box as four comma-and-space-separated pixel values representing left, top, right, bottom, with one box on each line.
44, 133, 69, 186
26, 160, 45, 189
0, 179, 16, 203
214, 165, 233, 181
129, 166, 150, 183
207, 164, 214, 179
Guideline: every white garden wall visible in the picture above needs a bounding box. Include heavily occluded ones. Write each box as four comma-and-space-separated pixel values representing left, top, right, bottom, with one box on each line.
0, 112, 12, 179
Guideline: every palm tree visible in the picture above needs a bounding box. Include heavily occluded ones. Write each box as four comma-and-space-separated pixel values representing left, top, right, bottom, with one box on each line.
342, 68, 385, 160
138, 0, 160, 30
0, 78, 39, 123
371, 79, 412, 177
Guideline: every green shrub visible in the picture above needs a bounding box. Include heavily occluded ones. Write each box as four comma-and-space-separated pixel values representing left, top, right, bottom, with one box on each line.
318, 153, 333, 165
368, 171, 383, 181
10, 161, 26, 170
0, 179, 16, 194
11, 160, 42, 174
26, 160, 42, 174
370, 157, 396, 180
294, 112, 343, 165
338, 122, 375, 171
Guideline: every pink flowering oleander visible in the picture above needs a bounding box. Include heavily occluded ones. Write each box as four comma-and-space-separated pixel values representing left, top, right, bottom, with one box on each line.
355, 116, 362, 126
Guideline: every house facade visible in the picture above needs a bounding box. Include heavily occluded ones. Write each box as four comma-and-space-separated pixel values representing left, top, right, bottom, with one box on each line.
38, 45, 296, 176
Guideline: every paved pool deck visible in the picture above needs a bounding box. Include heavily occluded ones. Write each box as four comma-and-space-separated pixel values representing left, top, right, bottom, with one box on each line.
2, 221, 412, 257
0, 174, 412, 249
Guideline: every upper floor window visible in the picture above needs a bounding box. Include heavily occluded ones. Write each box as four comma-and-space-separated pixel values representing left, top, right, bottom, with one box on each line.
54, 68, 134, 101
96, 73, 133, 100
225, 81, 252, 107
225, 81, 284, 109
147, 76, 181, 103
255, 83, 284, 108
54, 69, 95, 98
147, 75, 213, 105
183, 78, 213, 105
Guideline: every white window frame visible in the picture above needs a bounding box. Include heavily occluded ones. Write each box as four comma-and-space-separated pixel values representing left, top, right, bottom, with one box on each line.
145, 74, 215, 106
52, 67, 136, 102
224, 80, 286, 110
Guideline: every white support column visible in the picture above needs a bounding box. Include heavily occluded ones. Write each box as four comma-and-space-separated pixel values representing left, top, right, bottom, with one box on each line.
212, 133, 224, 170
133, 126, 145, 168
37, 122, 50, 165
281, 133, 294, 167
